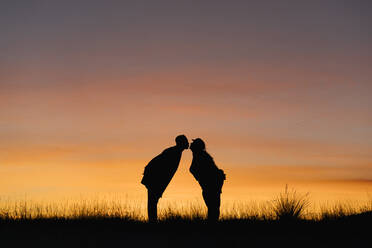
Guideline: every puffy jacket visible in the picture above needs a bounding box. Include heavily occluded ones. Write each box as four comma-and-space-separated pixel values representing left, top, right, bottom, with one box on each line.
189, 151, 226, 194
141, 146, 183, 197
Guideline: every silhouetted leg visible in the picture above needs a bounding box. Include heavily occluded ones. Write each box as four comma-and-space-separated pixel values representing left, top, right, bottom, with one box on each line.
147, 189, 159, 223
202, 190, 209, 219
202, 191, 221, 222
214, 193, 221, 221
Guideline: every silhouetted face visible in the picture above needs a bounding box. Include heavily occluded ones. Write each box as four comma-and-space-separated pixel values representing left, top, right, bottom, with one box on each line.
175, 135, 189, 150
183, 140, 189, 150
190, 142, 196, 152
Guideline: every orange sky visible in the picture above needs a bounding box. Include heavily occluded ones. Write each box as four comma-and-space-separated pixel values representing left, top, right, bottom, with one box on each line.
1, 1, 372, 204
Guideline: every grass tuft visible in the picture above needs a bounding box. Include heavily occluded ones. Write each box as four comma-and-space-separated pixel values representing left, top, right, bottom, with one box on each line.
271, 185, 310, 221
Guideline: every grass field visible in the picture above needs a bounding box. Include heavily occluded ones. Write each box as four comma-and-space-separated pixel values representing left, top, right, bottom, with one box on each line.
1, 186, 371, 221
1, 187, 371, 248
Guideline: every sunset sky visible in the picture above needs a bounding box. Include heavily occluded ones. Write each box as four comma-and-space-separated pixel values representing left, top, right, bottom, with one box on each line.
1, 1, 372, 204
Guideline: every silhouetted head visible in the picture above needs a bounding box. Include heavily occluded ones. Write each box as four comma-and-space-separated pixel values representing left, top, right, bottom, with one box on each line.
190, 138, 205, 152
175, 135, 189, 150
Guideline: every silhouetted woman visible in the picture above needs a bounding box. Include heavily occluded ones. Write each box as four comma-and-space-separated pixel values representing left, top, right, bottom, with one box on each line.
189, 138, 226, 222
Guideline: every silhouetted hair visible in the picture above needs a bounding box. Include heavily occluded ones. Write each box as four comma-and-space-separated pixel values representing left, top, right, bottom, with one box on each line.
175, 135, 188, 146
191, 138, 205, 151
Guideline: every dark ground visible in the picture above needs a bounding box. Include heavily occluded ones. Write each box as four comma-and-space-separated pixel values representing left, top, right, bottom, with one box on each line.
1, 212, 371, 248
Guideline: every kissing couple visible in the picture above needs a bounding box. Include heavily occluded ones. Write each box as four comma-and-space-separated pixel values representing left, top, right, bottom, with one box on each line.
141, 135, 226, 223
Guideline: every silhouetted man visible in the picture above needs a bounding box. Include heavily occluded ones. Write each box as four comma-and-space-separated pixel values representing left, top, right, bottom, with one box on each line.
141, 135, 189, 222
189, 138, 226, 222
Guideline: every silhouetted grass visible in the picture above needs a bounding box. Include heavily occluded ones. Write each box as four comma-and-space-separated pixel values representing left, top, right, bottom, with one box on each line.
0, 196, 143, 221
271, 185, 310, 221
1, 189, 372, 248
1, 187, 371, 223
